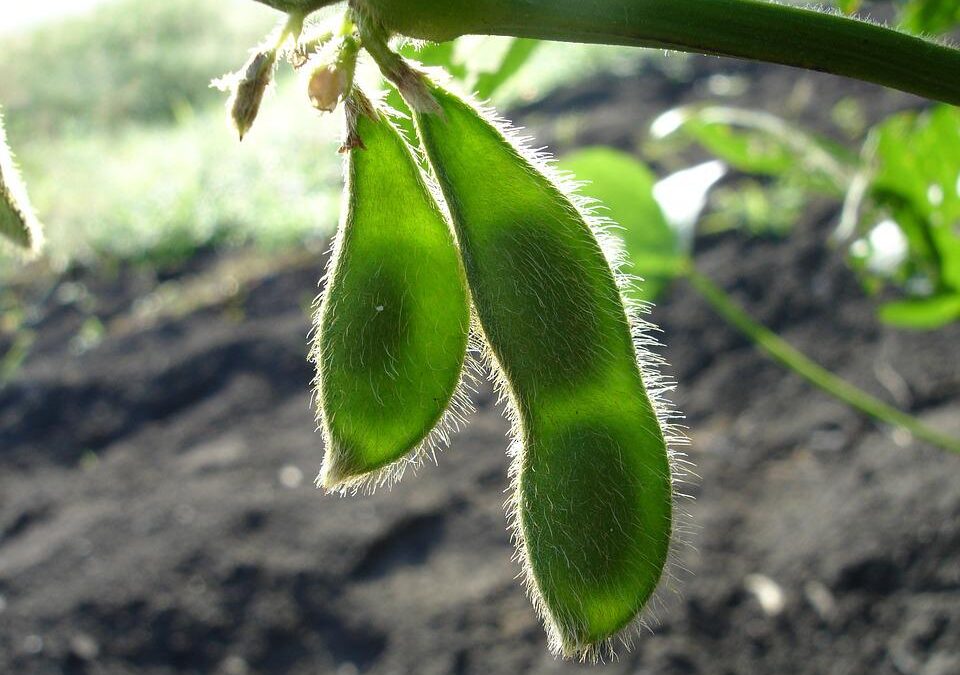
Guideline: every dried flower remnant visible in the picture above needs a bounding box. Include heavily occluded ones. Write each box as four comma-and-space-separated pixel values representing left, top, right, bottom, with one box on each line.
305, 38, 359, 113
214, 49, 278, 141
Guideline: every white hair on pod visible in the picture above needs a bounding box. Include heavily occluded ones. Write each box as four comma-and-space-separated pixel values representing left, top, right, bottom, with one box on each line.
404, 67, 694, 662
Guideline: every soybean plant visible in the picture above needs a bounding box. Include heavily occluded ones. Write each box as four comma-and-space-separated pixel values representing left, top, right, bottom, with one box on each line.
6, 0, 960, 663
203, 0, 960, 659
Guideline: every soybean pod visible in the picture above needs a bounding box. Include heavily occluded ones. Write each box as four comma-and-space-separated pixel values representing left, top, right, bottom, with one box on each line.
0, 111, 43, 255
313, 91, 471, 492
411, 82, 678, 658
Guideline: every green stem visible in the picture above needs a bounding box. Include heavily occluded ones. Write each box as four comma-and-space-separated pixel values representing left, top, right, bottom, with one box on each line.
685, 267, 960, 455
255, 0, 340, 13
352, 0, 960, 105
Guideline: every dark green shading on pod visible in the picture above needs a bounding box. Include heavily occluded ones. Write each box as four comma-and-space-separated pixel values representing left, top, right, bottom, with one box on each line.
412, 83, 673, 658
314, 94, 470, 491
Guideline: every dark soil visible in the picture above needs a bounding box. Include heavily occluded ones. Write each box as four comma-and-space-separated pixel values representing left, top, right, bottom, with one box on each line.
2, 57, 960, 675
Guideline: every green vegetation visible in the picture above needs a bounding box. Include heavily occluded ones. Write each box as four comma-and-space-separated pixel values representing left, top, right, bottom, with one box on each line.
0, 0, 647, 270
0, 0, 274, 134
314, 92, 470, 492
0, 0, 341, 269
3, 0, 960, 662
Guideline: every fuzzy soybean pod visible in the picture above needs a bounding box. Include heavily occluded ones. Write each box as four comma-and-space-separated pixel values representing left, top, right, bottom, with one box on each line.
313, 93, 470, 492
412, 83, 675, 658
0, 112, 43, 255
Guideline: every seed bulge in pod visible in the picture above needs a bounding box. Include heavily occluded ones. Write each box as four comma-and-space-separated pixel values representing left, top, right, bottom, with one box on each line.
412, 82, 674, 659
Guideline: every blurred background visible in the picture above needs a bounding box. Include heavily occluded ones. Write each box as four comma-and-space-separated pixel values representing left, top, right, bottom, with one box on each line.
1, 1, 959, 673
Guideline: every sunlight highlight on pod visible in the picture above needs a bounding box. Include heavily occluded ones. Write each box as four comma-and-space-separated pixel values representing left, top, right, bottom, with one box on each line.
0, 112, 43, 255
410, 80, 684, 660
311, 91, 471, 493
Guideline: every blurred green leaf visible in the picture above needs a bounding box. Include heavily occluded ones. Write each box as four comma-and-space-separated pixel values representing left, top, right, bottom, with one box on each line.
702, 179, 805, 236
0, 330, 34, 383
650, 106, 852, 239
399, 40, 468, 80
681, 117, 793, 175
831, 98, 868, 139
900, 0, 960, 36
394, 36, 539, 100
879, 293, 960, 329
835, 0, 863, 15
871, 105, 960, 292
652, 106, 851, 194
473, 39, 540, 100
560, 147, 684, 302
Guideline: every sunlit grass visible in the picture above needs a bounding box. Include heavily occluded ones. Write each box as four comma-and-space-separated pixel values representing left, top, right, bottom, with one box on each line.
13, 80, 343, 268
0, 0, 654, 275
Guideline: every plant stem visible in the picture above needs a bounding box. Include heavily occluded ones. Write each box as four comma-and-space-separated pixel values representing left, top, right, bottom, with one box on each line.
255, 0, 340, 13
685, 267, 960, 455
355, 0, 960, 105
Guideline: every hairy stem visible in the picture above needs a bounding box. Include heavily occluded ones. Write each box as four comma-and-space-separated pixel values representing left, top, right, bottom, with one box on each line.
686, 267, 960, 455
350, 0, 960, 105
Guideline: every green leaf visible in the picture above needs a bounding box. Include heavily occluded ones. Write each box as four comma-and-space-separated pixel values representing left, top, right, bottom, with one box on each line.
560, 147, 683, 302
395, 37, 539, 100
870, 105, 960, 292
900, 0, 960, 36
398, 40, 468, 80
652, 106, 851, 194
473, 38, 540, 99
879, 293, 960, 329
682, 118, 792, 175
834, 0, 863, 15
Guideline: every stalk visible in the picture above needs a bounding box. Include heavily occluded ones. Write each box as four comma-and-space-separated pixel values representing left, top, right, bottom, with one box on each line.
255, 0, 340, 12
259, 0, 960, 105
686, 267, 960, 455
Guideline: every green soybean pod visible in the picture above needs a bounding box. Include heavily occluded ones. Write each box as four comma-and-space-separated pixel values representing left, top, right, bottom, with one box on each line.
0, 111, 43, 255
412, 83, 678, 659
312, 92, 470, 492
